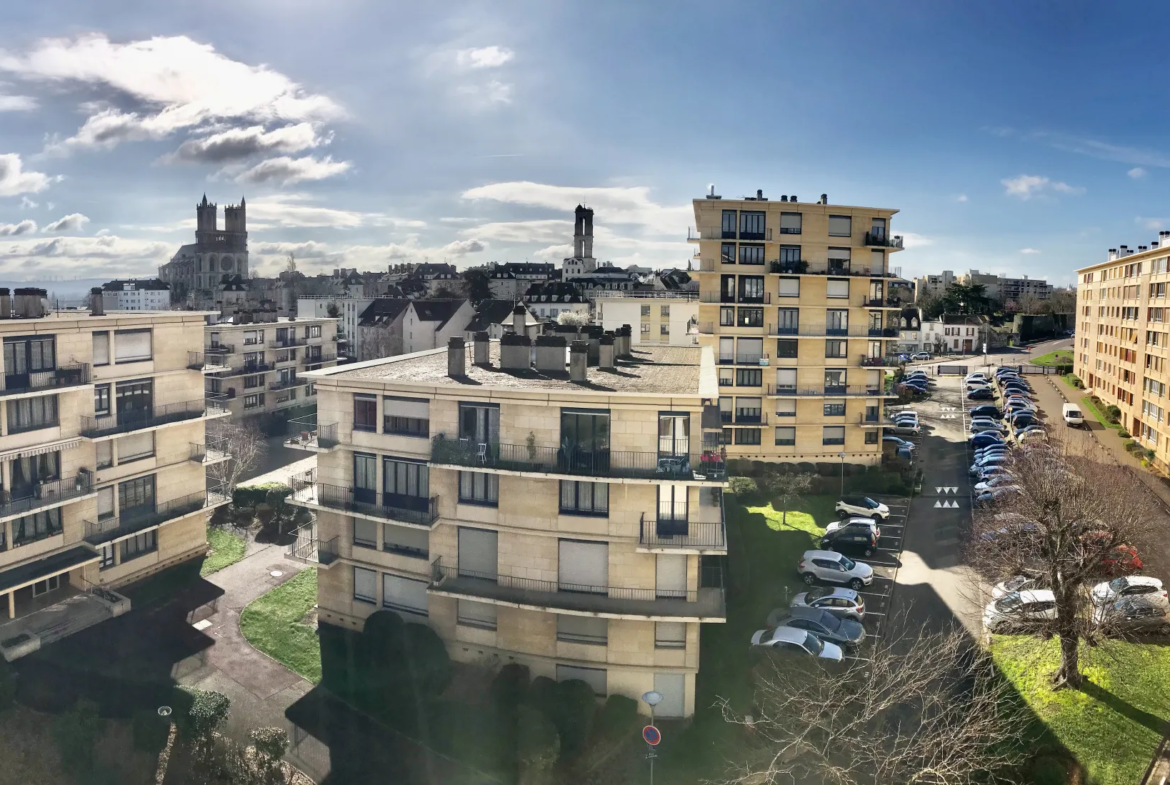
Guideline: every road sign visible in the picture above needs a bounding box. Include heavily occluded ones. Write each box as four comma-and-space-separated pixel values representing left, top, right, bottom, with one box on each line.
643, 725, 662, 746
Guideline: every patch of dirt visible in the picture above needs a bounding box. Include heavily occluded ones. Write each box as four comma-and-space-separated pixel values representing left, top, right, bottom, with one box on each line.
299, 605, 318, 629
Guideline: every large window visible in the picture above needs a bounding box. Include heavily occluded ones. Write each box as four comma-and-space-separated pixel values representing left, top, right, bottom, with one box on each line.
384, 397, 429, 437
823, 426, 846, 446
354, 518, 378, 549
118, 475, 155, 518
775, 426, 796, 446
828, 215, 852, 237
826, 309, 849, 334
719, 307, 735, 327
12, 508, 61, 545
457, 600, 497, 630
92, 332, 109, 366
114, 329, 152, 363
383, 574, 429, 616
780, 212, 802, 234
736, 368, 762, 387
655, 622, 687, 649
121, 529, 157, 561
739, 210, 766, 240
383, 523, 429, 559
383, 458, 429, 507
115, 379, 152, 420
775, 399, 796, 418
244, 374, 264, 389
561, 409, 610, 451
738, 276, 765, 303
3, 336, 55, 389
779, 245, 801, 263
776, 339, 798, 359
459, 471, 499, 506
823, 401, 846, 417
354, 566, 377, 603
776, 308, 799, 334
720, 243, 736, 264
354, 394, 377, 432
736, 337, 763, 364
354, 453, 376, 504
6, 395, 57, 433
658, 412, 690, 455
825, 340, 847, 358
459, 402, 500, 443
721, 210, 737, 239
737, 307, 763, 327
94, 384, 111, 416
826, 278, 850, 299
825, 369, 847, 394
738, 244, 765, 265
734, 428, 761, 445
560, 481, 609, 516
777, 277, 799, 298
117, 432, 154, 463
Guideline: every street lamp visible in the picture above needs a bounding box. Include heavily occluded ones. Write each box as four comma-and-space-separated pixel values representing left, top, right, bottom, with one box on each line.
838, 452, 846, 497
642, 690, 663, 785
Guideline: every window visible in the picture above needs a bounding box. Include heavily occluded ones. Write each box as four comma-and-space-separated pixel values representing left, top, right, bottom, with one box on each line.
117, 432, 154, 462
12, 508, 61, 545
561, 409, 610, 452
828, 215, 852, 237
720, 243, 736, 264
653, 673, 686, 719
734, 428, 761, 445
121, 529, 157, 562
118, 475, 155, 518
459, 527, 500, 580
354, 394, 377, 432
736, 337, 763, 363
556, 664, 607, 696
354, 518, 378, 549
775, 368, 797, 394
865, 431, 879, 444
825, 340, 847, 358
779, 245, 801, 263
4, 337, 55, 386
826, 278, 850, 299
718, 368, 734, 387
382, 573, 429, 616
459, 402, 500, 443
459, 471, 499, 506
99, 544, 114, 570
383, 458, 429, 505
721, 209, 737, 239
823, 401, 846, 417
92, 332, 110, 366
777, 277, 799, 297
738, 276, 765, 302
559, 539, 608, 592
557, 615, 608, 645
826, 309, 849, 334
354, 567, 377, 603
738, 244, 765, 265
309, 325, 322, 338
828, 247, 851, 272
660, 323, 669, 336
641, 323, 651, 335
457, 600, 497, 630
96, 441, 113, 469
775, 399, 796, 418
735, 397, 762, 424
383, 396, 429, 437
244, 394, 263, 409
383, 523, 429, 559
243, 330, 260, 346
354, 453, 377, 504
775, 426, 796, 446
7, 395, 58, 433
737, 369, 763, 388
720, 307, 735, 326
561, 480, 609, 515
740, 210, 766, 240
824, 368, 847, 393
655, 621, 687, 649
780, 212, 802, 234
776, 308, 799, 334
776, 339, 798, 358
641, 305, 651, 317
661, 305, 670, 318
94, 384, 111, 416
114, 330, 152, 362
823, 426, 846, 445
737, 307, 763, 327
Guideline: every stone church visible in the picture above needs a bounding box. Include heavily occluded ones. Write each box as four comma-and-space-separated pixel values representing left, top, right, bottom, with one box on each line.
159, 194, 249, 303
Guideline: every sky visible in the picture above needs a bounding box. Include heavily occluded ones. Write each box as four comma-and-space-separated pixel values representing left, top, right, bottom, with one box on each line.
4, 1, 1170, 286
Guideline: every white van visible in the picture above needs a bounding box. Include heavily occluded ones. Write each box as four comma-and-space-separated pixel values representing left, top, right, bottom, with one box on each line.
1062, 403, 1085, 428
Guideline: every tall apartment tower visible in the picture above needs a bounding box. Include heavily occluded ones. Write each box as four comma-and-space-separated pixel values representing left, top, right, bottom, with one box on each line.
691, 191, 903, 465
288, 335, 728, 718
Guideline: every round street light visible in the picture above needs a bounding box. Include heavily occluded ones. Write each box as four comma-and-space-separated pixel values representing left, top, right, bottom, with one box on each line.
641, 691, 663, 708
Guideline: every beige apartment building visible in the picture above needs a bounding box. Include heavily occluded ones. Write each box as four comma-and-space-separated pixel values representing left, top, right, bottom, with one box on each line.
690, 191, 903, 464
595, 293, 700, 347
1076, 243, 1170, 470
288, 333, 727, 718
200, 313, 338, 425
0, 291, 229, 661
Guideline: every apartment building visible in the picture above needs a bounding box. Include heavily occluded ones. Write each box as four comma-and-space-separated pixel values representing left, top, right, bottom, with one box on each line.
288, 333, 727, 718
595, 293, 699, 346
690, 191, 902, 465
101, 279, 171, 312
298, 296, 374, 361
1076, 243, 1170, 470
0, 291, 228, 661
200, 313, 338, 424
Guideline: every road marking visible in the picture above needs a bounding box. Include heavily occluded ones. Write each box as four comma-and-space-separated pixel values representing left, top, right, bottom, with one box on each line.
933, 486, 959, 494
857, 590, 889, 597
933, 499, 961, 508
940, 406, 956, 411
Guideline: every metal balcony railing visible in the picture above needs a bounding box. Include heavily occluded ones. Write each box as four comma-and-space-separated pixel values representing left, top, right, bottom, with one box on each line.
80, 399, 224, 438
318, 536, 339, 565
222, 361, 272, 376
0, 363, 90, 397
269, 377, 300, 392
83, 487, 229, 545
305, 352, 337, 364
0, 473, 93, 520
766, 325, 896, 339
288, 476, 439, 528
638, 514, 726, 551
188, 352, 231, 371
430, 556, 726, 619
766, 385, 891, 398
268, 337, 307, 349
859, 414, 883, 425
284, 417, 338, 450
700, 292, 772, 305
768, 260, 892, 277
686, 227, 724, 241
860, 355, 888, 367
865, 232, 904, 249
430, 436, 727, 482
206, 343, 234, 354
862, 297, 890, 307
722, 411, 767, 425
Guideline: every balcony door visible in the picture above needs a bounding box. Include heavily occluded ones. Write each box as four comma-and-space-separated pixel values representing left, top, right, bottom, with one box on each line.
275, 327, 289, 347
657, 483, 689, 537
354, 453, 377, 505
458, 402, 499, 445
8, 451, 59, 503
4, 335, 55, 391
118, 475, 155, 521
658, 413, 689, 457
115, 379, 153, 425
560, 409, 610, 471
382, 457, 429, 513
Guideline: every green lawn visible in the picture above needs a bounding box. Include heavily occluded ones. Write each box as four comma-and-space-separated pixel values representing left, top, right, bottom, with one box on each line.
1080, 394, 1122, 431
1060, 373, 1083, 391
991, 635, 1170, 785
1033, 348, 1074, 366
200, 526, 246, 577
239, 567, 322, 683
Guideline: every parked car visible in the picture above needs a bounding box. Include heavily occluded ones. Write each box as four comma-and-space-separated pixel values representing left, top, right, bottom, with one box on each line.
983, 590, 1058, 633
1018, 429, 1049, 444
750, 626, 844, 661
765, 607, 866, 650
966, 373, 989, 383
970, 432, 1006, 448
883, 435, 916, 452
1095, 598, 1170, 634
891, 420, 921, 435
835, 496, 890, 520
912, 352, 932, 361
970, 420, 1007, 434
820, 525, 879, 557
826, 516, 881, 539
974, 474, 1015, 493
967, 388, 995, 400
789, 586, 866, 622
1014, 424, 1044, 438
798, 550, 875, 590
969, 405, 1003, 420
971, 454, 1009, 475
1090, 576, 1166, 606
992, 573, 1045, 599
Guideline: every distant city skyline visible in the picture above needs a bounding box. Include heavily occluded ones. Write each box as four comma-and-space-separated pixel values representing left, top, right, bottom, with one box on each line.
7, 2, 1170, 285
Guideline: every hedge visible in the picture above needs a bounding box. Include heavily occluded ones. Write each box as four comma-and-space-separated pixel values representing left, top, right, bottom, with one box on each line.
232, 482, 290, 508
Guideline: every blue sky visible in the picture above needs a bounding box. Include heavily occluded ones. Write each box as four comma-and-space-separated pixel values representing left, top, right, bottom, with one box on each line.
3, 0, 1170, 285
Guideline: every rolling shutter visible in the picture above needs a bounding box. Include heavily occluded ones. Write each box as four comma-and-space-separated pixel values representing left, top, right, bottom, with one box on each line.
556, 614, 608, 644
556, 664, 607, 696
828, 216, 852, 237
656, 554, 687, 598
777, 277, 800, 297
779, 213, 801, 232
655, 622, 687, 648
458, 527, 498, 579
92, 333, 109, 366
775, 399, 796, 416
654, 673, 686, 718
457, 600, 497, 629
114, 330, 152, 362
383, 523, 429, 555
826, 279, 850, 299
117, 432, 154, 462
827, 247, 851, 261
558, 540, 608, 592
97, 486, 114, 519
776, 368, 797, 388
382, 574, 428, 616
384, 397, 429, 419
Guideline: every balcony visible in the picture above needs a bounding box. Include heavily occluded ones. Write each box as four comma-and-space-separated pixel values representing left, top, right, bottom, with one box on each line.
288, 477, 440, 528
430, 437, 727, 483
859, 415, 885, 427
0, 474, 94, 522
686, 227, 724, 242
697, 323, 715, 335
0, 364, 90, 398
80, 399, 225, 438
206, 343, 234, 354
700, 292, 772, 305
722, 411, 767, 426
269, 377, 300, 392
862, 297, 895, 308
222, 361, 272, 376
430, 557, 726, 621
268, 337, 307, 349
768, 261, 893, 278
305, 352, 337, 364
767, 325, 898, 339
638, 515, 726, 554
859, 355, 888, 367
766, 385, 896, 398
187, 353, 230, 372
188, 441, 229, 465
864, 232, 904, 249
83, 488, 230, 545
284, 416, 339, 452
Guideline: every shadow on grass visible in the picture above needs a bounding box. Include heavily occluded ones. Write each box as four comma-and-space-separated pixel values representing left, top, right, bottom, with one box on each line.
1078, 679, 1168, 735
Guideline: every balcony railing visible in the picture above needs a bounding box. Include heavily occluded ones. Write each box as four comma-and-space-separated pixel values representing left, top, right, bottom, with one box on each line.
768, 260, 892, 277
222, 361, 273, 376
864, 232, 904, 249
430, 556, 726, 619
0, 473, 92, 520
860, 356, 887, 367
700, 292, 772, 305
723, 411, 767, 425
284, 416, 339, 451
288, 477, 440, 528
767, 325, 898, 338
862, 297, 891, 307
268, 337, 308, 349
80, 399, 224, 438
305, 352, 337, 363
638, 514, 726, 551
766, 385, 891, 398
859, 414, 883, 426
188, 352, 230, 371
430, 436, 727, 482
269, 377, 300, 392
206, 343, 234, 354
686, 227, 723, 241
318, 536, 339, 566
0, 363, 90, 397
83, 488, 229, 545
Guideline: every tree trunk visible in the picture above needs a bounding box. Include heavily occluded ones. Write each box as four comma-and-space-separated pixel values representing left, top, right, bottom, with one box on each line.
1053, 630, 1082, 688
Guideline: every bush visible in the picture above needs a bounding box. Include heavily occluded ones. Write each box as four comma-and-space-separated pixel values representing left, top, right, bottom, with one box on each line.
250, 726, 289, 779
403, 622, 452, 696
727, 476, 758, 497
517, 705, 559, 784
173, 686, 231, 742
53, 699, 101, 774
490, 663, 531, 713
131, 708, 169, 754
232, 482, 290, 509
797, 462, 816, 474
549, 679, 596, 758
1106, 405, 1122, 423
1119, 430, 1131, 439
595, 694, 639, 737
525, 677, 559, 719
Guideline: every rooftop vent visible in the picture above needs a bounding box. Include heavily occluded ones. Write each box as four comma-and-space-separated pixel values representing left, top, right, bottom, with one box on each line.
756, 189, 766, 201
447, 337, 466, 378
473, 331, 490, 366
790, 195, 798, 203
500, 332, 531, 370
90, 288, 104, 317
534, 334, 567, 373
569, 341, 588, 384
780, 195, 788, 202
821, 193, 828, 204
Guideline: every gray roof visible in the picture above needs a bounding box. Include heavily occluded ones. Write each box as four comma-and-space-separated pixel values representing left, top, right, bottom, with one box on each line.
358, 298, 411, 326
411, 299, 467, 329
465, 299, 525, 332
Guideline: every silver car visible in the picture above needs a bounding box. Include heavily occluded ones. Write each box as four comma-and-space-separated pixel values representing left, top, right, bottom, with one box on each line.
790, 586, 866, 621
750, 626, 844, 661
798, 549, 874, 591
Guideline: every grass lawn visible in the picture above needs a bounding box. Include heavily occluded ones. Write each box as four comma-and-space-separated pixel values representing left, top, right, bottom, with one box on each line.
655, 493, 837, 784
1080, 394, 1122, 431
1060, 372, 1083, 391
991, 635, 1170, 785
200, 526, 246, 577
1033, 348, 1073, 366
240, 567, 321, 683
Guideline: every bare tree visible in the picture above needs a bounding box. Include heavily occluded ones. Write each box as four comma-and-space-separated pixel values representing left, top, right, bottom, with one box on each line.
1047, 287, 1076, 315
1015, 293, 1043, 315
965, 434, 1160, 687
765, 472, 814, 528
717, 619, 1027, 785
205, 421, 267, 494
556, 310, 591, 327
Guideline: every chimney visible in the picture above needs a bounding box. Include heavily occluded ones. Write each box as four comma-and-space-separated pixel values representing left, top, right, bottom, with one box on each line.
756, 189, 764, 200
599, 333, 615, 369
13, 288, 33, 318
0, 288, 9, 319
821, 193, 828, 204
617, 324, 633, 358
447, 337, 466, 378
473, 331, 490, 365
534, 334, 567, 373
35, 289, 49, 317
790, 195, 797, 203
500, 333, 531, 370
569, 340, 588, 383
90, 288, 104, 317
781, 195, 788, 202
512, 304, 527, 337
586, 325, 604, 366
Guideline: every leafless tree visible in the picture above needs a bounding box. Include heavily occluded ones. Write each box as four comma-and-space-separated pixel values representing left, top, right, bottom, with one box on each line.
1047, 287, 1076, 315
766, 472, 814, 528
965, 434, 1161, 688
1015, 293, 1044, 315
556, 310, 591, 327
717, 619, 1027, 785
359, 328, 400, 361
205, 420, 267, 494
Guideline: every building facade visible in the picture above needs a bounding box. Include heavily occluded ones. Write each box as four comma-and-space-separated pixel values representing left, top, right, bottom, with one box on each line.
959, 270, 1052, 304
159, 195, 249, 303
298, 296, 374, 361
289, 337, 727, 718
595, 294, 699, 346
0, 297, 228, 660
101, 279, 172, 312
691, 192, 902, 465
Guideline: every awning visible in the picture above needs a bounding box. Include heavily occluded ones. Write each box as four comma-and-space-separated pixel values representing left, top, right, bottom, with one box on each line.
0, 438, 82, 463
0, 545, 98, 594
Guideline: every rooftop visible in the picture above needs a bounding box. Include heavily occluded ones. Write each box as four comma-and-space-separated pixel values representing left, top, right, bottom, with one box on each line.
311, 343, 714, 397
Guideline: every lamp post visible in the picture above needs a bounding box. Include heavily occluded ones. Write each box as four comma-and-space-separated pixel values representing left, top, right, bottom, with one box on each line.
838, 452, 846, 497
642, 690, 663, 785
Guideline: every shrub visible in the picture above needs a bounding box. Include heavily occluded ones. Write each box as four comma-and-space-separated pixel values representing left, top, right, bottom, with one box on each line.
595, 694, 639, 738
524, 676, 559, 719
727, 476, 758, 497
1119, 430, 1131, 439
131, 708, 170, 754
1105, 405, 1122, 423
749, 460, 767, 477
173, 686, 231, 742
53, 699, 101, 774
250, 726, 289, 779
403, 622, 452, 696
490, 664, 531, 713
549, 680, 596, 758
517, 705, 559, 784
232, 482, 290, 509
797, 462, 816, 474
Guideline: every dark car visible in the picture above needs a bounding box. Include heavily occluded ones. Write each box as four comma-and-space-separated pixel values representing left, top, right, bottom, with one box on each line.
766, 606, 867, 650
970, 405, 1003, 420
1008, 414, 1036, 429
820, 525, 879, 557
967, 388, 994, 400
971, 432, 1005, 448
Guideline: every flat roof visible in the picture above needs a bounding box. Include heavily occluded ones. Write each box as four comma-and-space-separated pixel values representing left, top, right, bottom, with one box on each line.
212, 315, 335, 326
693, 197, 899, 216
1077, 248, 1170, 274
0, 310, 213, 332
310, 343, 715, 397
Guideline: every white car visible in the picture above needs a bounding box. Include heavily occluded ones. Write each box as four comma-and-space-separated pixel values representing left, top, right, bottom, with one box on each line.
912, 352, 932, 361
798, 550, 875, 591
1090, 576, 1167, 606
974, 474, 1014, 493
970, 420, 1007, 434
825, 516, 882, 540
891, 420, 920, 435
966, 373, 989, 383
983, 590, 1058, 633
750, 626, 844, 661
991, 574, 1044, 600
835, 496, 890, 520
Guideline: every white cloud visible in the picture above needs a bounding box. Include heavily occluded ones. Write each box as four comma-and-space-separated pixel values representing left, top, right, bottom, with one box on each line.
440, 238, 486, 256
18, 196, 36, 209
534, 244, 573, 261
455, 46, 514, 70
439, 216, 480, 224
0, 34, 343, 154
1020, 248, 1041, 255
1137, 217, 1166, 231
247, 236, 488, 275
897, 232, 934, 249
0, 94, 35, 111
94, 228, 110, 237
0, 233, 173, 278
955, 194, 968, 202
0, 153, 54, 196
1001, 174, 1084, 200
244, 193, 422, 230
0, 219, 36, 236
42, 213, 89, 232
161, 122, 327, 164
1129, 167, 1148, 179
462, 181, 692, 235
232, 155, 350, 185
